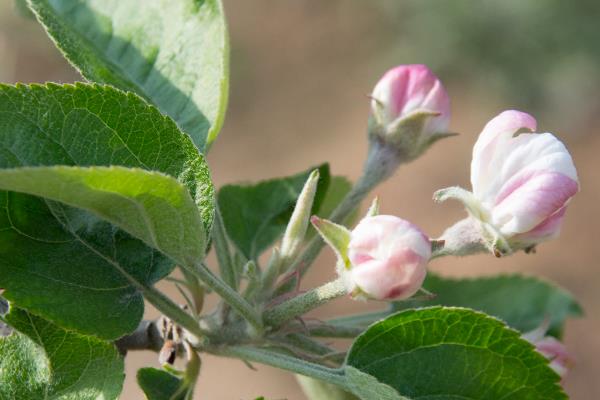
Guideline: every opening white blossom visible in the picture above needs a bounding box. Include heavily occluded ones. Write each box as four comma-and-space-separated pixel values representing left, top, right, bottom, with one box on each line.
471, 110, 579, 247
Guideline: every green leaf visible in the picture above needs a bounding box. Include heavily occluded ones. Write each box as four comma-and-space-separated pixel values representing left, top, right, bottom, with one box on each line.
137, 368, 185, 400
306, 176, 355, 239
27, 0, 229, 151
397, 273, 582, 337
0, 82, 214, 231
0, 83, 214, 339
218, 165, 330, 260
344, 368, 408, 400
0, 307, 124, 400
0, 165, 206, 266
345, 307, 567, 400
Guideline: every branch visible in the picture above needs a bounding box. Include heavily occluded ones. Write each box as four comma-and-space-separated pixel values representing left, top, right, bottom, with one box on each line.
210, 345, 348, 388
115, 320, 164, 355
432, 217, 488, 258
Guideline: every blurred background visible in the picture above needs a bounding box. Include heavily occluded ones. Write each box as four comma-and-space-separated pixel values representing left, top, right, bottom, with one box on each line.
1, 0, 599, 398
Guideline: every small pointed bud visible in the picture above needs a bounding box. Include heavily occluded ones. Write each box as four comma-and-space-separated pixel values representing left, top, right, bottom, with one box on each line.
365, 197, 380, 218
242, 260, 261, 301
242, 260, 259, 280
346, 215, 431, 300
436, 110, 579, 256
280, 170, 320, 263
369, 64, 452, 160
311, 216, 352, 268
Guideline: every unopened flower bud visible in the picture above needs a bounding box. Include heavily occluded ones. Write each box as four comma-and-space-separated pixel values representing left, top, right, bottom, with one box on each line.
369, 64, 451, 160
523, 325, 572, 379
435, 110, 579, 255
347, 215, 430, 300
312, 214, 431, 301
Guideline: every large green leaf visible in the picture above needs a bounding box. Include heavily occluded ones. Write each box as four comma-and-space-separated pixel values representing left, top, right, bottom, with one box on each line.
0, 166, 206, 268
137, 368, 185, 400
27, 0, 229, 151
0, 83, 214, 339
0, 307, 124, 400
345, 307, 566, 400
397, 273, 582, 337
218, 165, 330, 260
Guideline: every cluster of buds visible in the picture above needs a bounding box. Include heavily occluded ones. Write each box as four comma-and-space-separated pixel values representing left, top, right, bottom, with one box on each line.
285, 63, 577, 377
312, 64, 578, 301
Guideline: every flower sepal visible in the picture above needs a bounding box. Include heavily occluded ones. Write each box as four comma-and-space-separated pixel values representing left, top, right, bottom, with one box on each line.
310, 216, 352, 269
370, 108, 456, 160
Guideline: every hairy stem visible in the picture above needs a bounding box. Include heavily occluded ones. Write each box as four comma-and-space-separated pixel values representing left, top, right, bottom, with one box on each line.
302, 323, 365, 339
179, 267, 205, 315
213, 205, 238, 289
276, 333, 338, 357
138, 284, 207, 339
432, 217, 488, 258
265, 279, 347, 328
187, 262, 263, 332
212, 345, 348, 388
115, 320, 163, 354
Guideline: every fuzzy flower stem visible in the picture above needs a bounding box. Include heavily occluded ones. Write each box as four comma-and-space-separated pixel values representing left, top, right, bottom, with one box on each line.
432, 218, 488, 259
212, 346, 348, 388
264, 279, 347, 328
213, 205, 237, 289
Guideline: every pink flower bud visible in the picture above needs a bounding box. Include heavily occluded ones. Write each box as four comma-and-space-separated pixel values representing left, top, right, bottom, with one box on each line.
535, 336, 572, 378
345, 215, 431, 300
523, 326, 572, 379
371, 64, 450, 136
471, 110, 579, 248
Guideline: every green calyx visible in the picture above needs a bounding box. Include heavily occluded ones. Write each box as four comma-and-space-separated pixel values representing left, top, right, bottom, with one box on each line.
369, 109, 456, 160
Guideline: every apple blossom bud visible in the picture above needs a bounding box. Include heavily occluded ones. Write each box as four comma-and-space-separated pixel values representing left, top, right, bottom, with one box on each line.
346, 215, 431, 300
435, 110, 579, 255
369, 64, 452, 161
523, 325, 572, 379
311, 214, 431, 301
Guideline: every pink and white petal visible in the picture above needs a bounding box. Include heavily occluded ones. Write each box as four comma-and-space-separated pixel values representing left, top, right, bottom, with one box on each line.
372, 65, 446, 126
513, 207, 567, 245
351, 249, 426, 300
392, 228, 432, 261
372, 69, 402, 123
491, 172, 578, 236
494, 138, 579, 206
421, 79, 451, 133
471, 110, 537, 198
497, 133, 578, 187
